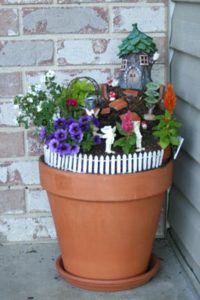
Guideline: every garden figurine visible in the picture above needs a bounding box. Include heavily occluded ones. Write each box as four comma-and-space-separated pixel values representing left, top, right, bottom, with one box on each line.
100, 126, 116, 154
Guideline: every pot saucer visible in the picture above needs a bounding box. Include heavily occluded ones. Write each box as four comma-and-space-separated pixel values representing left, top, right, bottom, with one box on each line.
55, 254, 160, 292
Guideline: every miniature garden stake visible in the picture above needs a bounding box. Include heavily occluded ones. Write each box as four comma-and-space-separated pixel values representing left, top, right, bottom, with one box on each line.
133, 121, 145, 152
144, 82, 160, 121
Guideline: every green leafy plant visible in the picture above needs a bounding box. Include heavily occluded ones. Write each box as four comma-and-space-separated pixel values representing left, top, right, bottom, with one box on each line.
14, 72, 63, 131
153, 83, 182, 149
65, 78, 96, 107
153, 110, 182, 149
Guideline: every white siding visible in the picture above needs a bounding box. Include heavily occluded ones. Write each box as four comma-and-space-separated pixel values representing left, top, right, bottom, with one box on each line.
169, 0, 200, 292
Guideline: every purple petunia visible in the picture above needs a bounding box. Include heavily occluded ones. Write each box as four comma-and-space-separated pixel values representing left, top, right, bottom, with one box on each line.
70, 144, 80, 155
91, 115, 100, 128
79, 123, 89, 132
48, 138, 59, 152
65, 117, 75, 128
39, 127, 46, 141
69, 122, 82, 136
71, 131, 84, 143
93, 135, 102, 145
79, 115, 90, 125
57, 143, 71, 155
45, 133, 55, 145
54, 129, 67, 141
54, 117, 67, 129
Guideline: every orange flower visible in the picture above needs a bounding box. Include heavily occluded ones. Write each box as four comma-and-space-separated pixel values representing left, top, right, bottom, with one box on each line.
164, 83, 176, 114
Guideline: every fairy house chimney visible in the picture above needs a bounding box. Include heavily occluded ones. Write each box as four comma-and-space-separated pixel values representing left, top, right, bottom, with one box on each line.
118, 23, 158, 90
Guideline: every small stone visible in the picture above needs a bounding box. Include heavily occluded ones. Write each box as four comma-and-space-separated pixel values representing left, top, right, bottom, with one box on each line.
123, 89, 139, 97
100, 107, 111, 115
109, 98, 128, 111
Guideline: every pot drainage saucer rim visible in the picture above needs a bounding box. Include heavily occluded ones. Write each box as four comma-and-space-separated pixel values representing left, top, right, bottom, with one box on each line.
55, 254, 160, 292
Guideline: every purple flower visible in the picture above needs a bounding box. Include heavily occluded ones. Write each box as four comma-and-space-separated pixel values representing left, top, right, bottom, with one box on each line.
57, 143, 71, 155
92, 115, 100, 128
79, 115, 90, 125
39, 127, 46, 141
93, 135, 102, 145
79, 123, 89, 132
66, 117, 75, 128
72, 131, 84, 143
69, 122, 82, 136
45, 133, 55, 145
54, 117, 67, 129
48, 138, 59, 152
54, 129, 67, 141
70, 144, 80, 155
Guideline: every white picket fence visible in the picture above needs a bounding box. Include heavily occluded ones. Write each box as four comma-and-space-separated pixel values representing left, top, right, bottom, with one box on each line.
44, 146, 164, 174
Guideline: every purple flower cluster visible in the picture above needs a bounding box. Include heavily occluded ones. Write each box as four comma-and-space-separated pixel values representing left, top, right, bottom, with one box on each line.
44, 115, 100, 155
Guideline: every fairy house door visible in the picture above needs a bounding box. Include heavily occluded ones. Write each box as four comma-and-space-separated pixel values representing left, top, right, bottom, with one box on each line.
126, 66, 142, 89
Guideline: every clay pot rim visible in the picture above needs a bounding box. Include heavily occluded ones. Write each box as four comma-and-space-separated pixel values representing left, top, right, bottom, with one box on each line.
39, 156, 173, 202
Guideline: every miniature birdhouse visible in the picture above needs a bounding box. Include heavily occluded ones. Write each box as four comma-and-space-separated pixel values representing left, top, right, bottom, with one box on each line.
118, 23, 158, 90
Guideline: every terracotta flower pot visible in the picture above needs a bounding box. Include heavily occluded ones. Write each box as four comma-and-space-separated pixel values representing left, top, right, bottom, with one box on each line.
39, 157, 173, 291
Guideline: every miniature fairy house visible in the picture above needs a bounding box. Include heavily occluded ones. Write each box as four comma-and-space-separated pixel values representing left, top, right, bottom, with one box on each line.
118, 23, 158, 90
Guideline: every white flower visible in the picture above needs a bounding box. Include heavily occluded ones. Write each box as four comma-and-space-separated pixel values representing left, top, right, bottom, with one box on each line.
34, 84, 42, 92
13, 104, 19, 109
46, 70, 55, 78
153, 52, 160, 61
27, 86, 33, 93
111, 79, 119, 87
27, 97, 33, 103
36, 104, 42, 112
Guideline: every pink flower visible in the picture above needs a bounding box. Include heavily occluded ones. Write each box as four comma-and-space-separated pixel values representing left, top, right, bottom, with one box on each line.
108, 91, 117, 98
66, 98, 78, 107
122, 111, 133, 134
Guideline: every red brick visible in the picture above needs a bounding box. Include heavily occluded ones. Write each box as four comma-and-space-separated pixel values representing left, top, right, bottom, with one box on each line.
0, 189, 25, 214
0, 0, 52, 3
0, 102, 19, 127
0, 73, 22, 98
0, 41, 54, 66
27, 131, 44, 157
0, 9, 19, 36
0, 160, 39, 186
58, 0, 166, 3
112, 6, 165, 33
0, 132, 24, 158
25, 69, 111, 87
23, 7, 108, 34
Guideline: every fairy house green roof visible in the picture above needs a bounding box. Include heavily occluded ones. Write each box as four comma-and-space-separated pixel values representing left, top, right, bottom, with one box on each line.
118, 24, 157, 58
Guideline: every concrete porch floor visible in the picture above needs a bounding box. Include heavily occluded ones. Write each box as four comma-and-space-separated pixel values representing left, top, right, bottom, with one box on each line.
0, 239, 199, 300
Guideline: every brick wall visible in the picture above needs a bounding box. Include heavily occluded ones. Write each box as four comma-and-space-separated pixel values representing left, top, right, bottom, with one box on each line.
0, 0, 168, 243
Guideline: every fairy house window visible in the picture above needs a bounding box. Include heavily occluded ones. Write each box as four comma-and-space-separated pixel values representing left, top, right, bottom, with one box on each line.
139, 55, 149, 66
120, 59, 128, 70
